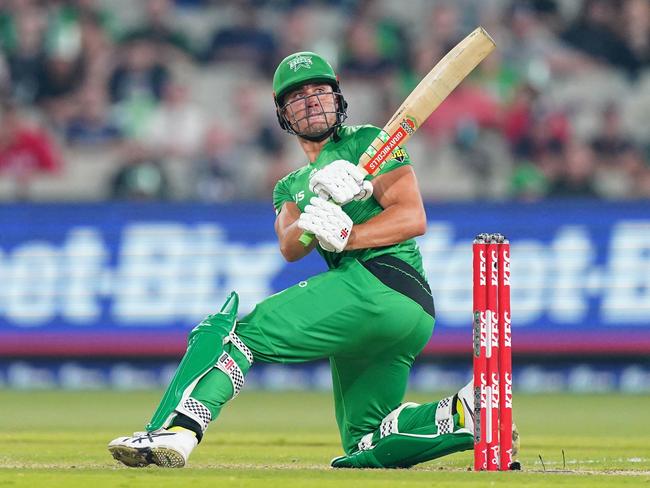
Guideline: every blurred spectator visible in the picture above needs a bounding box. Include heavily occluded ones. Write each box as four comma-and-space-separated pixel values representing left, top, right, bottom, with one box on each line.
276, 6, 316, 56
5, 5, 46, 104
502, 83, 539, 148
633, 165, 650, 198
622, 0, 650, 68
192, 123, 236, 202
203, 4, 277, 75
470, 50, 521, 105
123, 0, 194, 60
142, 79, 205, 159
0, 0, 647, 203
526, 0, 566, 34
502, 83, 570, 161
424, 1, 462, 49
35, 49, 85, 129
0, 0, 32, 53
36, 51, 83, 102
109, 39, 169, 104
349, 0, 412, 71
590, 103, 634, 167
110, 140, 169, 200
231, 82, 282, 157
65, 83, 122, 146
407, 36, 446, 92
613, 147, 650, 198
45, 0, 115, 40
0, 100, 61, 199
453, 120, 500, 198
510, 160, 549, 201
548, 140, 598, 198
79, 11, 115, 87
263, 148, 296, 200
339, 19, 398, 80
502, 0, 594, 79
561, 0, 640, 77
219, 82, 284, 199
109, 39, 170, 137
422, 81, 500, 143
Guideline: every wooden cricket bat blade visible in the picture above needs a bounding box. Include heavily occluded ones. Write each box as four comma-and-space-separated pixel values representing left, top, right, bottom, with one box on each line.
359, 26, 496, 175
299, 27, 496, 246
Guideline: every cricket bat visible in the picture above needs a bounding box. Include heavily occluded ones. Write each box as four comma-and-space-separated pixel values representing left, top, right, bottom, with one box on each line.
299, 26, 496, 246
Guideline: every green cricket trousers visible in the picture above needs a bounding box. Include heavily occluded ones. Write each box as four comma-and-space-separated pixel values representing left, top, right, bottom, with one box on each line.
191, 255, 436, 453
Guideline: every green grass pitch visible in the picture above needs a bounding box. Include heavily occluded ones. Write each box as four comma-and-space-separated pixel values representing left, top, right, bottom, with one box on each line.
1, 389, 649, 487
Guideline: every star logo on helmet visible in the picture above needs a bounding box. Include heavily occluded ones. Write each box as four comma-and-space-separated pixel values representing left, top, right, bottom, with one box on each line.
288, 55, 313, 72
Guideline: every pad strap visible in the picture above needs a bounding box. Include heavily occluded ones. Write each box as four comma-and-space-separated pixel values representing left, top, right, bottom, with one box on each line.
215, 351, 246, 398
225, 331, 254, 365
435, 395, 454, 435
381, 402, 419, 438
175, 396, 212, 432
358, 433, 374, 451
358, 402, 419, 452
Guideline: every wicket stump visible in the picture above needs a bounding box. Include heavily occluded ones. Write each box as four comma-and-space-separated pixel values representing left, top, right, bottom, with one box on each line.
473, 233, 513, 471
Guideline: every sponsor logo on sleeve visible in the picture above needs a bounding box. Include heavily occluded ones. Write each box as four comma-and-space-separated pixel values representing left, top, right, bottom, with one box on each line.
293, 191, 305, 203
390, 147, 406, 163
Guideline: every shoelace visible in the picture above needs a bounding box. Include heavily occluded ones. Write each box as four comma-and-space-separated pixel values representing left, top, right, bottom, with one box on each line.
131, 431, 155, 442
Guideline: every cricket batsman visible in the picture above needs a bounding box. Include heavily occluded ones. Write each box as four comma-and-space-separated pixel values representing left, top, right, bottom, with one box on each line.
108, 52, 479, 469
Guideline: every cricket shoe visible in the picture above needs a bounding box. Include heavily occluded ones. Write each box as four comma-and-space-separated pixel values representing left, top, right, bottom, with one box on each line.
455, 381, 520, 462
456, 380, 475, 432
108, 429, 197, 468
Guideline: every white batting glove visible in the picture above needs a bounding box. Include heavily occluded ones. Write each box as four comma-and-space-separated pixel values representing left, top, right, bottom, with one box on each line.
298, 197, 353, 253
309, 159, 373, 205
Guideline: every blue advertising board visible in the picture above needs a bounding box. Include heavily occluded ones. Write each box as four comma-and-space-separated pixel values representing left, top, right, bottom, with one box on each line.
0, 201, 648, 357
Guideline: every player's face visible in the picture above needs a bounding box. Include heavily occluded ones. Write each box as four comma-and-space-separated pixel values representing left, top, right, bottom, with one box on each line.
283, 83, 338, 137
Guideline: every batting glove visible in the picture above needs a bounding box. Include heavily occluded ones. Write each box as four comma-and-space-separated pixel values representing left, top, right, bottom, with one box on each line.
309, 159, 373, 205
298, 197, 353, 253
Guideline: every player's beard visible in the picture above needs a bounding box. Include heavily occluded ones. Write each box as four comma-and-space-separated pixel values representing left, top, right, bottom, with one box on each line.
303, 111, 331, 135
286, 95, 337, 138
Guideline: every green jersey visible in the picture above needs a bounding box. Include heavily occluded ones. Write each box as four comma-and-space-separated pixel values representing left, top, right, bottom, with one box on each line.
273, 124, 425, 276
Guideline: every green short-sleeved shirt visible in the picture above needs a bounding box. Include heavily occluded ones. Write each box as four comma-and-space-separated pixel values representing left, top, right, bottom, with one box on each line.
273, 124, 425, 276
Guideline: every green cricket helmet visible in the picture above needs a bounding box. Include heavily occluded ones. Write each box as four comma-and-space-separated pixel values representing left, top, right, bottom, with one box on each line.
272, 51, 348, 141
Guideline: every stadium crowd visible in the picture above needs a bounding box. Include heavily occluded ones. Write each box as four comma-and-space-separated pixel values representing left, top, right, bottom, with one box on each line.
1, 0, 650, 201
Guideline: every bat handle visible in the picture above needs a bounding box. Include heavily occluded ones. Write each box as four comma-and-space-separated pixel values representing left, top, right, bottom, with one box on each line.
299, 231, 315, 247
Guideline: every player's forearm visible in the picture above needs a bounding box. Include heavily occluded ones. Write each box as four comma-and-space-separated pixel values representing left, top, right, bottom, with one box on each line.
278, 220, 316, 261
345, 204, 427, 250
275, 202, 316, 261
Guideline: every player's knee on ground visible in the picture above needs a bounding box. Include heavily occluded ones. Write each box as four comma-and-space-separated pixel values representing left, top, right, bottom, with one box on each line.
332, 395, 473, 469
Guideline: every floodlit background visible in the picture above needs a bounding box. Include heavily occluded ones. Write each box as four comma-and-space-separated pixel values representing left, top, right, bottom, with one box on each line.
1, 0, 649, 394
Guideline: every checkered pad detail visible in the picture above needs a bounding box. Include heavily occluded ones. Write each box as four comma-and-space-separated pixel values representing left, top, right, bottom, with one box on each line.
437, 418, 453, 435
380, 418, 396, 438
180, 397, 212, 432
435, 396, 454, 435
357, 433, 374, 451
228, 332, 254, 365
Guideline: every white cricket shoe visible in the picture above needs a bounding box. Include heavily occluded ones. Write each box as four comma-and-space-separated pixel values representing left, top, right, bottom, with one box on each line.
455, 380, 520, 462
108, 429, 197, 468
457, 380, 475, 431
